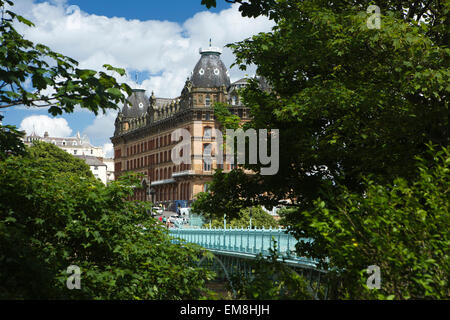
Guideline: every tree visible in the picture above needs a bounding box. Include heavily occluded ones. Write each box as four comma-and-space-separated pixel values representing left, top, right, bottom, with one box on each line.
283, 146, 448, 299
196, 0, 449, 298
202, 206, 279, 229
26, 140, 93, 177
0, 142, 215, 299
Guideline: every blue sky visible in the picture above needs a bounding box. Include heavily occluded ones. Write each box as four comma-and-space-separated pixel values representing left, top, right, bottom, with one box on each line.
3, 0, 273, 157
50, 0, 233, 22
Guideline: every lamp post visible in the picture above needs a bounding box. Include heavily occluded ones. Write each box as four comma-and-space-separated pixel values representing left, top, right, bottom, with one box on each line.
224, 213, 227, 230
149, 187, 156, 205
141, 180, 148, 201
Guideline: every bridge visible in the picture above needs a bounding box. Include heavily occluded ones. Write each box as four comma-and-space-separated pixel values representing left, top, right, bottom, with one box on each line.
169, 227, 329, 298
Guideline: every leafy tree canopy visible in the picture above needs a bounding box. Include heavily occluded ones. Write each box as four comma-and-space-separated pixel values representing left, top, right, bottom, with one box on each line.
0, 143, 214, 299
196, 0, 449, 299
202, 206, 279, 229
198, 1, 449, 217
282, 146, 449, 299
25, 141, 93, 177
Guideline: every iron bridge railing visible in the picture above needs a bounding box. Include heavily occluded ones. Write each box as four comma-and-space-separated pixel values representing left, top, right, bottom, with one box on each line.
169, 227, 319, 269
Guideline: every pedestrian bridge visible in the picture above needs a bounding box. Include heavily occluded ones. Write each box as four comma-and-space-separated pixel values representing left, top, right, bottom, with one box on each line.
169, 227, 330, 298
169, 227, 319, 269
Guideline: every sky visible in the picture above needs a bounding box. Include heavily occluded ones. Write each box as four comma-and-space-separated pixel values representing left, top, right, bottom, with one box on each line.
2, 0, 275, 157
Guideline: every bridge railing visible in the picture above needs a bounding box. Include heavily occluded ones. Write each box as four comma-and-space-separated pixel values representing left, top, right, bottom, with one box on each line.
169, 227, 317, 267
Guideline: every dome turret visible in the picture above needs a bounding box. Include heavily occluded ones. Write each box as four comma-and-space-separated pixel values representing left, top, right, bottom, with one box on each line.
122, 89, 149, 118
191, 45, 230, 88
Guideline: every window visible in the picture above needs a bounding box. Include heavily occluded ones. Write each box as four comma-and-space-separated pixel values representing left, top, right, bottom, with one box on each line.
205, 112, 210, 121
74, 150, 77, 155
203, 144, 212, 171
203, 127, 212, 139
94, 166, 98, 170
231, 95, 236, 105
205, 94, 210, 107
73, 141, 77, 146
90, 149, 93, 155
62, 140, 66, 146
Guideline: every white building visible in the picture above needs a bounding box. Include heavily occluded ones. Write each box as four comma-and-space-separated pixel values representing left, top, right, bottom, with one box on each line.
25, 131, 104, 157
74, 155, 108, 184
23, 131, 113, 184
103, 157, 115, 183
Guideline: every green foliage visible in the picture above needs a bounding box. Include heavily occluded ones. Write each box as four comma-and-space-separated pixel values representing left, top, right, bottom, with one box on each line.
0, 144, 215, 299
281, 146, 450, 299
192, 169, 267, 219
25, 141, 93, 177
0, 0, 132, 115
201, 0, 278, 19
205, 206, 279, 229
230, 242, 314, 300
213, 102, 241, 130
0, 114, 26, 160
198, 0, 449, 299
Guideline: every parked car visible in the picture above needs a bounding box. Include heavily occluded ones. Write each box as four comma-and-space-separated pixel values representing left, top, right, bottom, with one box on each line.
152, 206, 163, 215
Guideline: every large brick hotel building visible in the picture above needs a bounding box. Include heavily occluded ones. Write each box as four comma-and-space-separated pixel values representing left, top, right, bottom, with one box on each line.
111, 45, 256, 207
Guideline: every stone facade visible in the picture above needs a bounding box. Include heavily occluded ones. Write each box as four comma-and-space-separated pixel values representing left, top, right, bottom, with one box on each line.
111, 45, 252, 207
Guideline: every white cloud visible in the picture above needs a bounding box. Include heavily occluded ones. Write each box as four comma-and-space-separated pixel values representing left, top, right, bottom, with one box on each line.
102, 143, 114, 158
82, 110, 118, 145
13, 1, 275, 98
19, 115, 73, 137
11, 1, 275, 152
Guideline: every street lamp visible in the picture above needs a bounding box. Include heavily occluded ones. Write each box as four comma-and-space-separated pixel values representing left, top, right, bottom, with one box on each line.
149, 187, 156, 205
141, 179, 148, 201
142, 179, 156, 204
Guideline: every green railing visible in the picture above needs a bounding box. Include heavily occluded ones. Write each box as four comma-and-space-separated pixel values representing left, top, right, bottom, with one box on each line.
169, 227, 318, 268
